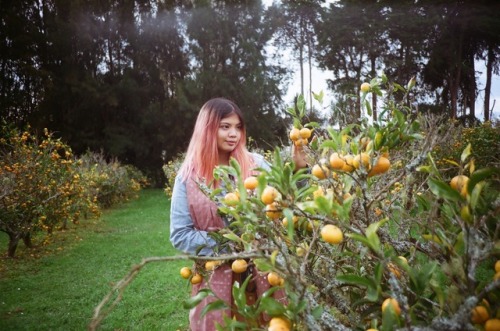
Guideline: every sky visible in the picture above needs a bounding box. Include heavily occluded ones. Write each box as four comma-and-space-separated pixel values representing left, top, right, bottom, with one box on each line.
263, 0, 500, 122
283, 60, 500, 122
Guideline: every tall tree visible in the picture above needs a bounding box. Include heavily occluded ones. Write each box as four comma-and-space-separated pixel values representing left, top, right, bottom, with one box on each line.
185, 0, 287, 149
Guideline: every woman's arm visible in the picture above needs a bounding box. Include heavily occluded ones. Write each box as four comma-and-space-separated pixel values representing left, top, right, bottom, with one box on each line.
169, 175, 218, 256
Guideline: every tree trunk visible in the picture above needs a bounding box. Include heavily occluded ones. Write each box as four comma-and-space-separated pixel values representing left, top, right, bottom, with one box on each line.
7, 232, 21, 258
484, 46, 494, 122
22, 232, 33, 248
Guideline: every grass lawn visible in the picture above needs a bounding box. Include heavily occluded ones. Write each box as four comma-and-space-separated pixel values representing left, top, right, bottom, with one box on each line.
0, 189, 190, 330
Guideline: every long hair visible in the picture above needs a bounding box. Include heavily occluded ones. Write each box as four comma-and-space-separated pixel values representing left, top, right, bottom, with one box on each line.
179, 98, 254, 185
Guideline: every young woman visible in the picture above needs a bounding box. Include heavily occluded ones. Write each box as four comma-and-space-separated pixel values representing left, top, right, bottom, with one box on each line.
169, 97, 306, 330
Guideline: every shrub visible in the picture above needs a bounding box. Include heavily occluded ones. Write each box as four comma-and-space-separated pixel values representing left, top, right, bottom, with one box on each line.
180, 77, 500, 330
76, 151, 149, 208
0, 127, 100, 257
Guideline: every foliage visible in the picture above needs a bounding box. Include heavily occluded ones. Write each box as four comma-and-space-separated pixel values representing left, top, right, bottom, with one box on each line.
0, 126, 148, 257
0, 126, 99, 257
76, 151, 148, 208
433, 121, 500, 173
179, 77, 500, 330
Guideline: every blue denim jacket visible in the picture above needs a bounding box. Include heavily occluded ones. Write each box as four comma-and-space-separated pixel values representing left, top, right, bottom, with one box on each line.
169, 153, 270, 256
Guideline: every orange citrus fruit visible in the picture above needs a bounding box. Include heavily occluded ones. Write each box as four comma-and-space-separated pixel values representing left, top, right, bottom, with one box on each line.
361, 82, 371, 93
205, 260, 222, 271
180, 267, 192, 279
495, 260, 500, 273
368, 156, 391, 177
231, 259, 248, 274
267, 272, 283, 286
289, 128, 300, 141
329, 152, 346, 170
342, 154, 356, 172
266, 202, 282, 219
299, 127, 312, 139
224, 192, 239, 206
450, 175, 469, 197
354, 152, 371, 170
244, 176, 258, 190
320, 224, 343, 244
485, 319, 500, 331
312, 164, 330, 179
191, 273, 203, 285
471, 305, 489, 324
268, 316, 292, 331
382, 298, 401, 316
261, 186, 279, 205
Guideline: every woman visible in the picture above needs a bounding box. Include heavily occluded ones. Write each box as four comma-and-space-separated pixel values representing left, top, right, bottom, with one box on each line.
169, 97, 306, 330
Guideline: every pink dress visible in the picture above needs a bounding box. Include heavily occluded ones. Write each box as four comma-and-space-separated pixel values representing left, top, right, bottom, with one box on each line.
185, 177, 286, 330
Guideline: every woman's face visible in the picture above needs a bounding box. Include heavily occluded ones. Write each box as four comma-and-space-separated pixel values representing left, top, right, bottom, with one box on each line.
217, 113, 242, 156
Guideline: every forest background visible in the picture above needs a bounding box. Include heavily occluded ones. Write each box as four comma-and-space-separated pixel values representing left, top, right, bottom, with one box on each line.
1, 0, 499, 186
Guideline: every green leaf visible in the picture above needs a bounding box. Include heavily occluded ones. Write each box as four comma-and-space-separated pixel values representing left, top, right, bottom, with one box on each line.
336, 274, 375, 288
256, 297, 286, 316
461, 143, 472, 163
428, 177, 462, 201
468, 167, 500, 192
222, 232, 242, 243
200, 300, 228, 317
183, 289, 212, 309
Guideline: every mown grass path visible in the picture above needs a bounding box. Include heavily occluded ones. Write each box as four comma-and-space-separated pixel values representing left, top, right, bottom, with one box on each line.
0, 189, 189, 330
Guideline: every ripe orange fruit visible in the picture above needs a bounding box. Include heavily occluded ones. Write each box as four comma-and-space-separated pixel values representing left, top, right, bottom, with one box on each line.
224, 192, 239, 206
312, 164, 330, 179
382, 298, 401, 316
191, 273, 203, 285
267, 272, 283, 286
261, 186, 279, 205
266, 202, 282, 219
320, 224, 343, 244
485, 319, 500, 331
329, 152, 346, 170
360, 82, 371, 93
299, 127, 312, 139
366, 329, 378, 331
495, 260, 500, 273
244, 176, 258, 190
368, 156, 391, 177
354, 153, 371, 170
289, 127, 300, 141
494, 272, 500, 281
471, 305, 489, 324
450, 175, 469, 197
268, 316, 292, 331
205, 260, 222, 271
294, 138, 308, 146
180, 267, 192, 279
231, 259, 248, 274
342, 154, 356, 172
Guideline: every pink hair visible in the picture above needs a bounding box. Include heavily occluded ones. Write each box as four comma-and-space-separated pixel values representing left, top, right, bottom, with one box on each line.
179, 98, 255, 186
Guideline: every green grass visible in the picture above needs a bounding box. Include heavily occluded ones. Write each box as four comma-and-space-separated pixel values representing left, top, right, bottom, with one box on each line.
0, 189, 190, 331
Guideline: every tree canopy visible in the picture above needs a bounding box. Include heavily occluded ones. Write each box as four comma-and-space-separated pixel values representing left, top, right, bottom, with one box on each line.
1, 0, 499, 184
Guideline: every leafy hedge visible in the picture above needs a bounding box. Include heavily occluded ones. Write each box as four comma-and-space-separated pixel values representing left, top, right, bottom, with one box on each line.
0, 125, 148, 257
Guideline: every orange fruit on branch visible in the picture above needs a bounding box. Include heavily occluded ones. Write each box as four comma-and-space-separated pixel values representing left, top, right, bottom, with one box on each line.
244, 176, 258, 190
382, 298, 401, 316
231, 259, 248, 274
180, 267, 192, 279
320, 224, 343, 244
368, 156, 391, 177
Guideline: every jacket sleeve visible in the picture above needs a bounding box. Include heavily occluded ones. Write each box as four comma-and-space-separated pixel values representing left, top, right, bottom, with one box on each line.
169, 175, 217, 256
